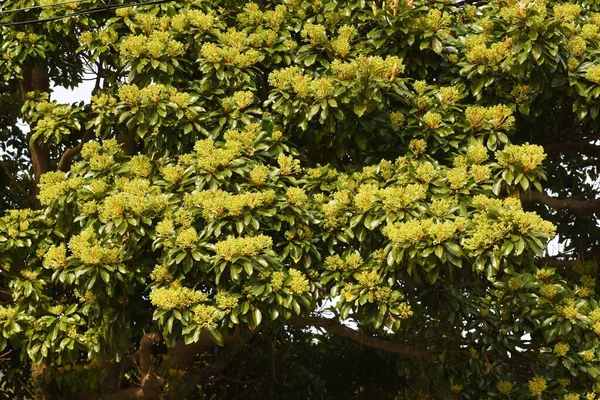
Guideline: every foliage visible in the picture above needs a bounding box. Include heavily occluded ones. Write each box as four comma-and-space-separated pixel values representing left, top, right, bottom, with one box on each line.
0, 0, 600, 399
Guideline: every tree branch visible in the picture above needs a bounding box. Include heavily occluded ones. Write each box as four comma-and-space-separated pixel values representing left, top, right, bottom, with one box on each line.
57, 129, 95, 171
544, 136, 600, 158
103, 333, 163, 400
102, 372, 164, 400
181, 356, 230, 399
290, 315, 428, 358
521, 190, 600, 213
21, 64, 51, 208
139, 332, 161, 376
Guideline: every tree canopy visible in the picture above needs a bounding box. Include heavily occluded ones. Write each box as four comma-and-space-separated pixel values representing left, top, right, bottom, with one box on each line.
1, 0, 600, 398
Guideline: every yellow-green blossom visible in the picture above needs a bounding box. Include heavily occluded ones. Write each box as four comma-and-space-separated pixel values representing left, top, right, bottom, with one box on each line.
215, 235, 273, 261
149, 284, 207, 309
528, 376, 547, 397
497, 380, 513, 395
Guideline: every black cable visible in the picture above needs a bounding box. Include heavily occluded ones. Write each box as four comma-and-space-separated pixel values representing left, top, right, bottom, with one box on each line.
0, 0, 175, 27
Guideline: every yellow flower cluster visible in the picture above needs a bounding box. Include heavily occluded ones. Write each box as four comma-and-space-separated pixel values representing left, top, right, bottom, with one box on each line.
0, 307, 17, 322
250, 165, 270, 185
170, 10, 214, 32
567, 36, 586, 56
324, 253, 364, 271
465, 35, 512, 66
215, 292, 238, 310
422, 112, 442, 129
416, 162, 436, 183
150, 264, 172, 283
223, 91, 254, 111
129, 155, 152, 178
390, 111, 405, 131
301, 23, 328, 45
430, 198, 453, 217
381, 184, 427, 211
68, 228, 120, 265
278, 154, 301, 175
528, 376, 547, 397
354, 184, 379, 212
91, 93, 117, 112
439, 86, 460, 105
194, 138, 242, 173
120, 31, 184, 60
564, 394, 581, 400
223, 124, 260, 151
582, 24, 599, 40
497, 380, 513, 395
98, 179, 165, 221
271, 271, 285, 290
419, 9, 451, 32
558, 378, 571, 388
397, 302, 413, 318
586, 65, 600, 84
495, 143, 546, 171
118, 84, 186, 109
465, 104, 515, 130
38, 171, 69, 205
384, 219, 458, 245
540, 284, 557, 299
20, 269, 39, 281
71, 292, 94, 311
192, 304, 220, 329
156, 219, 174, 237
175, 227, 198, 249
149, 285, 207, 309
160, 165, 184, 184
247, 29, 279, 48
465, 196, 555, 249
446, 166, 469, 190
355, 270, 382, 290
554, 342, 570, 357
557, 299, 580, 322
43, 244, 67, 270
466, 143, 489, 164
554, 3, 581, 21
288, 269, 310, 294
471, 165, 491, 183
238, 3, 287, 28
200, 42, 262, 68
184, 189, 275, 219
333, 55, 405, 81
582, 350, 595, 362
0, 209, 34, 239
214, 235, 273, 261
322, 201, 347, 230
286, 187, 308, 208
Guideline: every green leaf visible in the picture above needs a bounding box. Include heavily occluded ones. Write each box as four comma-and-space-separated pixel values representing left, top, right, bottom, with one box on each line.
252, 308, 262, 327
353, 103, 367, 117
432, 38, 442, 55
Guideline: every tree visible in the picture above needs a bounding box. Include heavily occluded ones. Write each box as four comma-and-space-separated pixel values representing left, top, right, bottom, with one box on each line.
1, 0, 600, 398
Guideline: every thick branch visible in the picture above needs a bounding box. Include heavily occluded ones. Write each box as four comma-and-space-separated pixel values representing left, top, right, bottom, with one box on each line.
103, 333, 163, 400
181, 357, 230, 399
139, 332, 161, 376
290, 316, 427, 358
521, 190, 600, 213
544, 137, 600, 158
57, 129, 95, 171
21, 64, 51, 206
103, 372, 164, 400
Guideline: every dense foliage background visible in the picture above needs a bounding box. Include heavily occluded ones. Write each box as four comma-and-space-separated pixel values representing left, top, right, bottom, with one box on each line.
1, 0, 600, 398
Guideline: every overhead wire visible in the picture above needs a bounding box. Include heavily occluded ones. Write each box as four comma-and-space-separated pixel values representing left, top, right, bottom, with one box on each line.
0, 0, 175, 27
